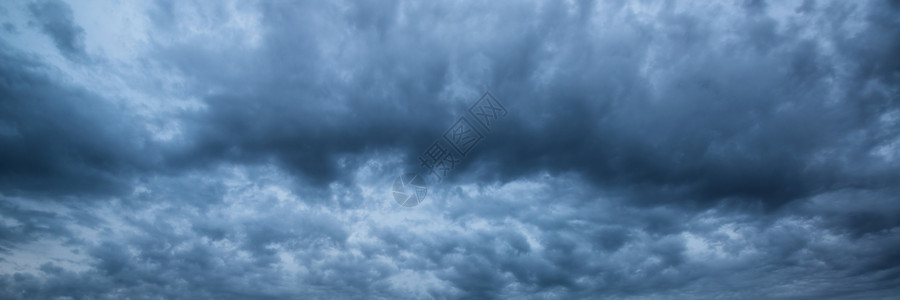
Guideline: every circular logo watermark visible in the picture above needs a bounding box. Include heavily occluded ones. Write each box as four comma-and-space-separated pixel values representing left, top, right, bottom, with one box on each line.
392, 173, 427, 207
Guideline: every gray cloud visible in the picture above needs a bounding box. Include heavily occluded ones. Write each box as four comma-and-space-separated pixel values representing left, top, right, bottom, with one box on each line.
0, 41, 155, 197
0, 0, 899, 299
27, 0, 88, 62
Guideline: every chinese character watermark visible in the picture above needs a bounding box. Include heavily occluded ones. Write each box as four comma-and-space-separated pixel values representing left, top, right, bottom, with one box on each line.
392, 91, 509, 207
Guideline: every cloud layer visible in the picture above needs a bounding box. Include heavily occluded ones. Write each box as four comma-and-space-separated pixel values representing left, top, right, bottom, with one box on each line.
1, 0, 898, 299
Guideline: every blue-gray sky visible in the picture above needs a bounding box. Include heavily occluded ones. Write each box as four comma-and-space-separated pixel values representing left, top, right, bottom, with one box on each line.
1, 0, 899, 299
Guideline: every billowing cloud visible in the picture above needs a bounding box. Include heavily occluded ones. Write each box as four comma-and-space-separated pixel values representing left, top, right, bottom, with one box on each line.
1, 0, 898, 299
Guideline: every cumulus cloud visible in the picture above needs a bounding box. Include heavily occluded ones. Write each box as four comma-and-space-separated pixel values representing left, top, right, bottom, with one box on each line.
0, 0, 898, 299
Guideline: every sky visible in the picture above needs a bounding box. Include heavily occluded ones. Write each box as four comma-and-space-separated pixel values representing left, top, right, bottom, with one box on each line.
0, 0, 899, 299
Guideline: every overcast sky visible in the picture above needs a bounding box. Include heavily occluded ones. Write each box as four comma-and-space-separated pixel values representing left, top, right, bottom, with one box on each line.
1, 0, 899, 299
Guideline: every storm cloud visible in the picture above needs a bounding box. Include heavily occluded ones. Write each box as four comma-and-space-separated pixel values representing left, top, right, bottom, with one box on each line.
1, 0, 899, 299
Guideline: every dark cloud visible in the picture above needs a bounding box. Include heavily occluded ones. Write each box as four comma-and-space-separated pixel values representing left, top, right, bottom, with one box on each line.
1, 23, 16, 34
27, 0, 88, 62
0, 42, 155, 197
1, 0, 899, 299
0, 201, 72, 252
137, 0, 900, 211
